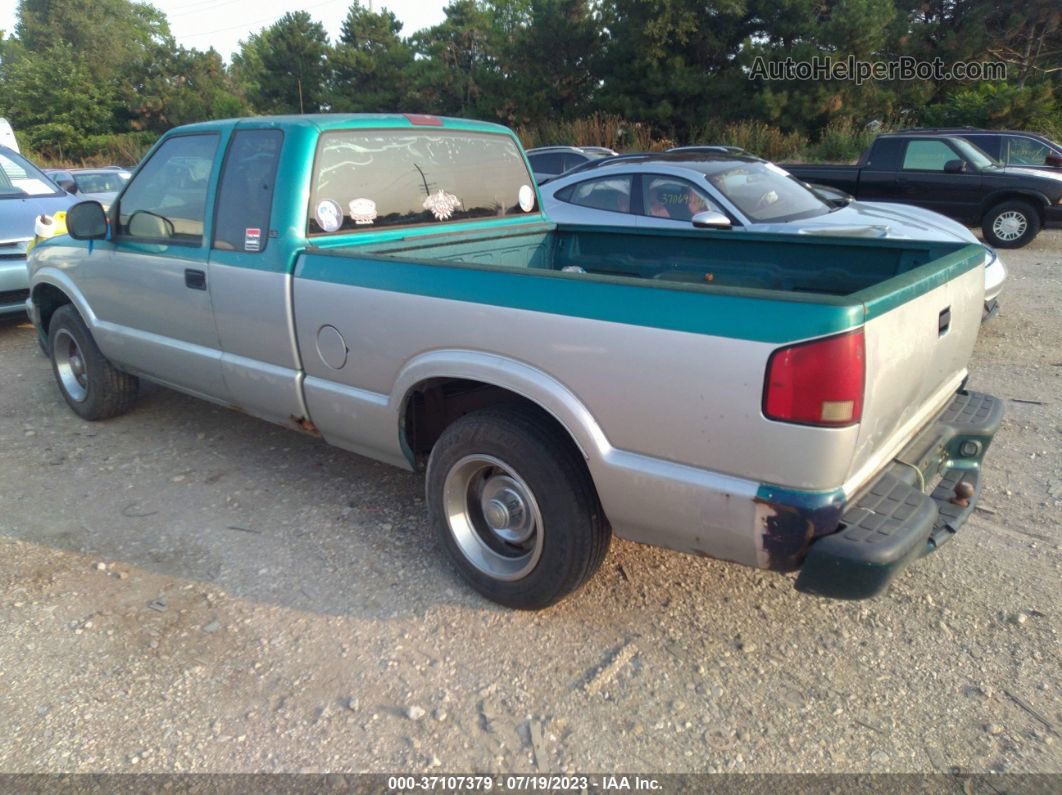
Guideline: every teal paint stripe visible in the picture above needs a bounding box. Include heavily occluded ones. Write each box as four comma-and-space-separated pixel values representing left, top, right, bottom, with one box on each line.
296, 252, 865, 343
856, 244, 984, 320
756, 483, 846, 510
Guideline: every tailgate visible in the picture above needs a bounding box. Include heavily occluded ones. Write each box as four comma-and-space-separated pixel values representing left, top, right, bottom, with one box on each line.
844, 245, 986, 493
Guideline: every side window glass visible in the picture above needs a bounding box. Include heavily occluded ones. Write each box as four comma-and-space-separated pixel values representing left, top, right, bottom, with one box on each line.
1007, 138, 1051, 166
561, 153, 588, 172
641, 176, 721, 221
118, 134, 219, 244
901, 140, 958, 171
965, 136, 1000, 159
213, 129, 283, 253
563, 176, 633, 214
530, 153, 565, 174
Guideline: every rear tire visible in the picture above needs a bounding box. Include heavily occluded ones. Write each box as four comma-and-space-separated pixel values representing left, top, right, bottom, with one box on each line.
982, 200, 1040, 248
426, 406, 610, 609
48, 305, 139, 420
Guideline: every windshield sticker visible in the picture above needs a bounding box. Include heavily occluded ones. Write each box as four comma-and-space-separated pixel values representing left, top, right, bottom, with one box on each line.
349, 197, 378, 225
244, 227, 262, 252
518, 184, 535, 212
422, 189, 461, 221
315, 200, 343, 232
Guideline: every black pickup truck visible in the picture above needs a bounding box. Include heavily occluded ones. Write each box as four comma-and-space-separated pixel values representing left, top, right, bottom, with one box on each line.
785, 132, 1062, 248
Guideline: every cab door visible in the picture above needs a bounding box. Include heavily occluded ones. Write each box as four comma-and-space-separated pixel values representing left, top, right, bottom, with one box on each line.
79, 132, 229, 400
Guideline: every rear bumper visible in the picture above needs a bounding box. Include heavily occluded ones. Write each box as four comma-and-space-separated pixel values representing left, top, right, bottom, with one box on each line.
795, 390, 1003, 599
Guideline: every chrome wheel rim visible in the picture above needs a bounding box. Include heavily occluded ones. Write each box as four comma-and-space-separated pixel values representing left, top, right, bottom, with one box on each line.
442, 454, 543, 581
992, 211, 1027, 242
53, 329, 88, 402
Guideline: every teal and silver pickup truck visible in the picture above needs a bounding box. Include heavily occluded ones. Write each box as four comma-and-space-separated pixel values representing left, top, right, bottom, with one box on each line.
26, 114, 1002, 609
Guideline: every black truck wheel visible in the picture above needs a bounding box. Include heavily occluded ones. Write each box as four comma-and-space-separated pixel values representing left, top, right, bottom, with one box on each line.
982, 200, 1040, 248
48, 305, 139, 420
426, 406, 610, 609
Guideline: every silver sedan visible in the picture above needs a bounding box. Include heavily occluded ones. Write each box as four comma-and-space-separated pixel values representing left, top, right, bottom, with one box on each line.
540, 152, 1007, 308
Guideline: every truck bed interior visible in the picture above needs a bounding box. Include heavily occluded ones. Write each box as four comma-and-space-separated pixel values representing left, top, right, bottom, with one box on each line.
320, 224, 978, 298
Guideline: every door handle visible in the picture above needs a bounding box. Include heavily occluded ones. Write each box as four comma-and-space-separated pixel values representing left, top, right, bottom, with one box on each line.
184, 269, 206, 290
938, 306, 951, 336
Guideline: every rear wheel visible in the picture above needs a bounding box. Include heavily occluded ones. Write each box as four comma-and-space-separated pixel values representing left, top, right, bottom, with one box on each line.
982, 200, 1040, 248
48, 305, 139, 420
426, 406, 610, 609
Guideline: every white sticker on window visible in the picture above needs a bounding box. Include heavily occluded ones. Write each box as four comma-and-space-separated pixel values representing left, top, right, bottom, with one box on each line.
316, 199, 343, 232
244, 227, 261, 252
422, 189, 461, 221
349, 198, 378, 225
518, 184, 535, 212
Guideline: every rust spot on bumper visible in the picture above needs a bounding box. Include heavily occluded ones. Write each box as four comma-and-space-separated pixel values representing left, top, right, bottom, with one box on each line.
754, 494, 845, 572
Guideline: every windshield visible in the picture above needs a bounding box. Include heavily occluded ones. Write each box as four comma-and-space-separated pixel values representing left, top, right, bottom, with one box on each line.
0, 150, 62, 198
707, 162, 829, 223
309, 129, 538, 235
74, 172, 129, 193
952, 138, 1000, 169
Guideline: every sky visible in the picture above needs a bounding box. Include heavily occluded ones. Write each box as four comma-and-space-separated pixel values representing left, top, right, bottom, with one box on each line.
0, 0, 449, 60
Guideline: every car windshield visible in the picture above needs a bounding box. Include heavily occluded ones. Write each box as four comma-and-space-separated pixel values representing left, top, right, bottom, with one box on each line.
309, 129, 537, 235
707, 162, 829, 222
74, 172, 129, 193
0, 150, 61, 198
952, 138, 999, 169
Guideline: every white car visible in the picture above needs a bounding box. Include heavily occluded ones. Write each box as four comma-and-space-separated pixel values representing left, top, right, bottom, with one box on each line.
541, 152, 1007, 313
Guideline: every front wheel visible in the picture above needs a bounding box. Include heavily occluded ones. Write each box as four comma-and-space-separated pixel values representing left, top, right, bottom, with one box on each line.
426, 407, 610, 609
49, 305, 139, 420
982, 200, 1040, 248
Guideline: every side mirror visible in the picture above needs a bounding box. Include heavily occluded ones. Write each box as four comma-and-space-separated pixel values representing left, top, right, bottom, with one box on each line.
1045, 153, 1062, 167
943, 159, 965, 174
691, 211, 732, 230
66, 200, 108, 240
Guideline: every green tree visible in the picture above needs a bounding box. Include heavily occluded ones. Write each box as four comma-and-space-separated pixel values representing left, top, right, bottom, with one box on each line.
234, 12, 330, 114
411, 0, 500, 116
329, 2, 415, 113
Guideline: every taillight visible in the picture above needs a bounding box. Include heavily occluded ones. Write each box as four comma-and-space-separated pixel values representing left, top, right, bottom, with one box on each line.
763, 328, 865, 427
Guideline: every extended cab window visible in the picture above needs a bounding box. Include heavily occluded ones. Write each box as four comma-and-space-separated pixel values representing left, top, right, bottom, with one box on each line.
309, 129, 537, 235
118, 134, 218, 244
213, 129, 283, 252
901, 140, 958, 171
558, 176, 632, 214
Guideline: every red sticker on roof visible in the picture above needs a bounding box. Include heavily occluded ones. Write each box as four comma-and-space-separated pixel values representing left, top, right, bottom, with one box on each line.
404, 114, 443, 126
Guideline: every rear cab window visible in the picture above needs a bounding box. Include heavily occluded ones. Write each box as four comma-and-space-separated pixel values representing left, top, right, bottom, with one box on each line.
308, 129, 538, 236
213, 129, 283, 253
117, 134, 219, 244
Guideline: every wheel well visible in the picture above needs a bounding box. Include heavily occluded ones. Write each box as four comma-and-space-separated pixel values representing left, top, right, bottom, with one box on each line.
402, 378, 584, 470
32, 283, 73, 334
981, 193, 1046, 224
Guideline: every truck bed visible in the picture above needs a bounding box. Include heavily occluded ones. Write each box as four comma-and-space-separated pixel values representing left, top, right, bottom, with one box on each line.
324, 221, 972, 298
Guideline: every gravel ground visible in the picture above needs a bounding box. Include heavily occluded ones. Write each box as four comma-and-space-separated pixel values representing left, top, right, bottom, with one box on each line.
0, 231, 1059, 775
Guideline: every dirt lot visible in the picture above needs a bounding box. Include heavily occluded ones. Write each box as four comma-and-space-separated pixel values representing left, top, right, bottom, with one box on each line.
0, 232, 1059, 775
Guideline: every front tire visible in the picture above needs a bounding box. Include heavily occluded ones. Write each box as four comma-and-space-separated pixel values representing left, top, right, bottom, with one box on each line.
48, 305, 139, 420
982, 200, 1040, 248
426, 407, 610, 609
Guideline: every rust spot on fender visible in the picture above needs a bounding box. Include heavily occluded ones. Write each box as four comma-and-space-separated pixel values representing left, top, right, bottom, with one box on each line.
290, 415, 321, 436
